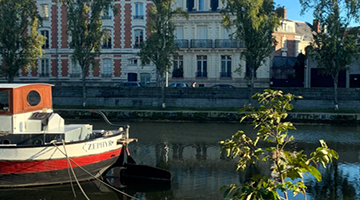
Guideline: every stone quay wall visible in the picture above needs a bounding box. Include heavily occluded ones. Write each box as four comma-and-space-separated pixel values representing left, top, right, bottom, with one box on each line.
52, 86, 360, 110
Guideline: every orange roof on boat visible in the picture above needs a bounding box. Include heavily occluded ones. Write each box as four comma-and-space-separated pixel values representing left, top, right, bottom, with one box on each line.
0, 84, 53, 115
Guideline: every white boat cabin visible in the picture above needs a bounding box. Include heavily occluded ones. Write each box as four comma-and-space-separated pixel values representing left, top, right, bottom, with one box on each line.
0, 84, 92, 145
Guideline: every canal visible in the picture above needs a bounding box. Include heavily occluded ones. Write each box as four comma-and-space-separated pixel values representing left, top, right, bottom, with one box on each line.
1, 121, 360, 200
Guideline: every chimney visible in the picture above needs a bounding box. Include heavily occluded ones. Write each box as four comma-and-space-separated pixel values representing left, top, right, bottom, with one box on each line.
283, 7, 287, 19
313, 19, 320, 33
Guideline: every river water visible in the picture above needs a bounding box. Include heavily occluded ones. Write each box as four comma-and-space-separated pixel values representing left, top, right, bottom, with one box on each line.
1, 121, 360, 200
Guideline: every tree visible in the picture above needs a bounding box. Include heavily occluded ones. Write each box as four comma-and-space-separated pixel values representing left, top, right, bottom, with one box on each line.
221, 0, 280, 105
64, 0, 116, 107
300, 0, 360, 110
0, 0, 45, 83
138, 0, 187, 108
220, 89, 338, 200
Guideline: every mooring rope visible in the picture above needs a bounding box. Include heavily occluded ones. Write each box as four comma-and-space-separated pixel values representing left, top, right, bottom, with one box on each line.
51, 141, 139, 200
62, 140, 90, 200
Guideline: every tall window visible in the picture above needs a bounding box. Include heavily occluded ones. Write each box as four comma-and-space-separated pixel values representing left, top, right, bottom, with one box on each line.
199, 0, 204, 11
40, 4, 49, 19
135, 3, 144, 19
102, 6, 112, 19
196, 55, 207, 78
134, 29, 144, 48
41, 30, 49, 49
102, 59, 112, 77
71, 61, 81, 78
173, 55, 183, 78
221, 55, 231, 78
175, 26, 184, 39
102, 29, 112, 48
40, 59, 49, 77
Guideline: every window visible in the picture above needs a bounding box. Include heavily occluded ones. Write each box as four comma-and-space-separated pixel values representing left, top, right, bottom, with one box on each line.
175, 26, 184, 39
41, 30, 49, 49
128, 59, 138, 66
102, 29, 112, 48
199, 0, 204, 11
40, 59, 50, 77
40, 4, 49, 19
173, 55, 183, 78
102, 6, 112, 19
134, 29, 144, 48
140, 73, 151, 85
221, 55, 231, 78
135, 3, 144, 19
0, 91, 9, 111
70, 61, 81, 77
196, 25, 208, 39
196, 55, 207, 78
27, 91, 41, 106
102, 59, 112, 77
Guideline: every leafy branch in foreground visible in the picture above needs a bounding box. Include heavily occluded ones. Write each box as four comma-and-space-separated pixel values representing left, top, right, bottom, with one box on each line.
220, 89, 338, 200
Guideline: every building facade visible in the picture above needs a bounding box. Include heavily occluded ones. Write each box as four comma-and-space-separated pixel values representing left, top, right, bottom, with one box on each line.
11, 0, 156, 86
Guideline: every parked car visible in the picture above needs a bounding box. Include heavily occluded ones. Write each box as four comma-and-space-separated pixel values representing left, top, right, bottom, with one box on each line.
211, 84, 235, 88
168, 82, 189, 88
117, 81, 142, 87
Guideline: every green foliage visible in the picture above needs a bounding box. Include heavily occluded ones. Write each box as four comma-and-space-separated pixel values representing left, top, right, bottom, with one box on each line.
220, 0, 280, 104
139, 0, 187, 80
220, 89, 339, 200
63, 0, 116, 106
300, 0, 360, 109
0, 0, 45, 83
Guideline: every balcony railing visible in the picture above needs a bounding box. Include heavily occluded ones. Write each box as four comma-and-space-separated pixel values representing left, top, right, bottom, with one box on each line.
175, 39, 189, 48
220, 72, 232, 78
196, 71, 207, 78
214, 39, 245, 48
70, 73, 81, 78
133, 15, 144, 19
172, 69, 183, 78
190, 39, 213, 48
39, 73, 49, 77
101, 73, 112, 78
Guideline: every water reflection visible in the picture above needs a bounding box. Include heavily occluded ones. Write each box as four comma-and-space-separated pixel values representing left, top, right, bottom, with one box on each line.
2, 121, 360, 200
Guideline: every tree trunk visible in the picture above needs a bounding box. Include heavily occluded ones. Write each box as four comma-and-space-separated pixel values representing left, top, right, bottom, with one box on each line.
333, 73, 339, 110
82, 69, 87, 107
248, 68, 255, 106
161, 74, 166, 108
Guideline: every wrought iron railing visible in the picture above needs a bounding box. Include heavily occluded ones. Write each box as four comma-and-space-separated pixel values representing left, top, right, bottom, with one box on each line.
214, 39, 245, 48
39, 73, 49, 77
172, 69, 183, 78
70, 73, 81, 78
175, 39, 189, 48
101, 73, 112, 78
133, 15, 144, 19
196, 71, 207, 78
220, 72, 232, 78
190, 39, 213, 48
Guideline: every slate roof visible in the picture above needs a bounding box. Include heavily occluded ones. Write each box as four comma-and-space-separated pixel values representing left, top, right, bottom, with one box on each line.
294, 21, 314, 41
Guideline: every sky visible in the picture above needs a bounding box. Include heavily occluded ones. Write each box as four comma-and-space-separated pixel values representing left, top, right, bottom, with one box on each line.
274, 0, 358, 26
274, 0, 314, 23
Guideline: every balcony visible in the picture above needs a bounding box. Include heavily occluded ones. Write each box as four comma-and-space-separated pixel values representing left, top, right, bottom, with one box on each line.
196, 71, 207, 78
214, 39, 245, 48
220, 72, 232, 78
101, 73, 112, 78
175, 39, 189, 48
39, 73, 49, 77
70, 73, 81, 78
172, 68, 183, 78
133, 15, 144, 19
190, 39, 213, 48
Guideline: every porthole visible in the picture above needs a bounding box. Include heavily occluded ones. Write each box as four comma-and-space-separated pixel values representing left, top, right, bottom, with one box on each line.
2, 139, 10, 144
27, 90, 41, 106
33, 139, 44, 145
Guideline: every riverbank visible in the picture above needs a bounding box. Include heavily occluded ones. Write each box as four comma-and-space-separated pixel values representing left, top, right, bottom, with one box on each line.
55, 109, 360, 124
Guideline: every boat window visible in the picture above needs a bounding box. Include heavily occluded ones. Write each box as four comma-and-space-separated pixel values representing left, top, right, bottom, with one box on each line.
0, 91, 9, 111
27, 90, 41, 106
